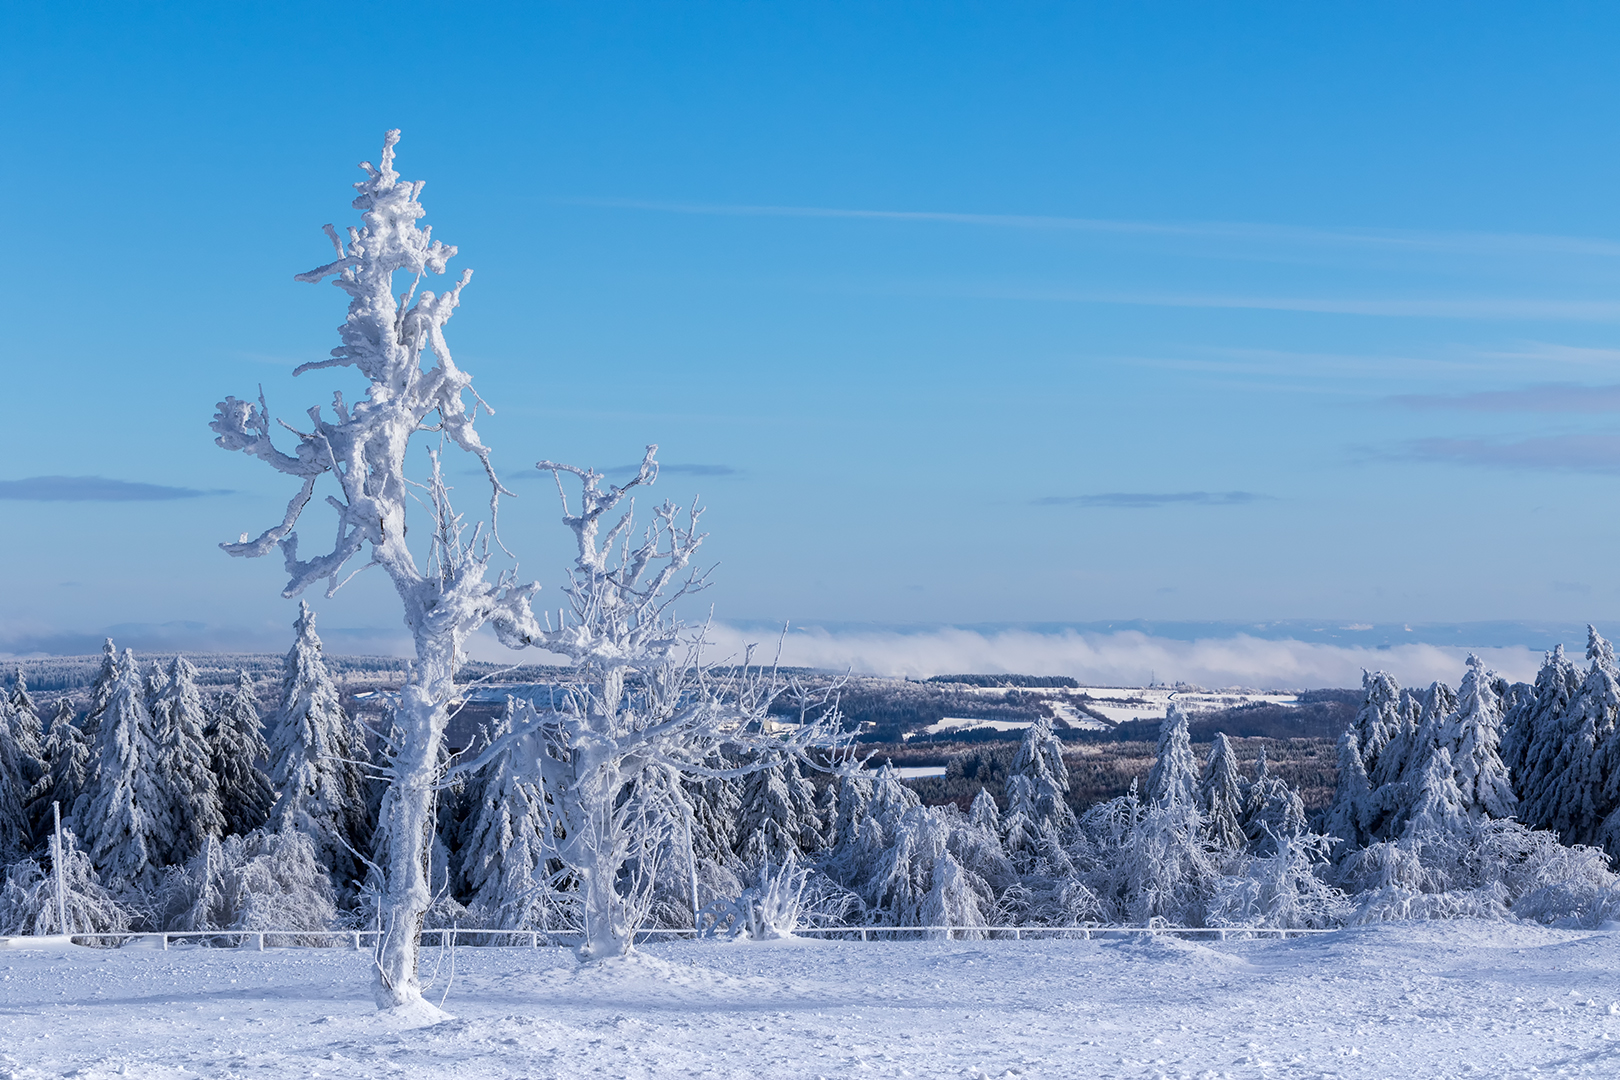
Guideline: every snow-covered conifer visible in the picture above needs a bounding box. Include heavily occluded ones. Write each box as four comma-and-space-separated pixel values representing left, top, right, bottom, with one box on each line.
968, 787, 1001, 834
7, 671, 45, 789
1145, 703, 1198, 810
0, 713, 29, 861
1353, 670, 1405, 780
1441, 654, 1516, 820
1322, 727, 1372, 855
209, 671, 274, 837
1241, 747, 1307, 856
1198, 732, 1247, 851
1503, 645, 1580, 826
82, 649, 168, 892
1529, 628, 1620, 848
39, 701, 88, 835
151, 655, 225, 863
268, 602, 372, 889
1404, 745, 1468, 837
1005, 718, 1074, 834
459, 702, 550, 929
737, 757, 824, 868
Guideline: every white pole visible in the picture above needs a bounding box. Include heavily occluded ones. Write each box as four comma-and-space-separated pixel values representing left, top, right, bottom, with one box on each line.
52, 801, 68, 935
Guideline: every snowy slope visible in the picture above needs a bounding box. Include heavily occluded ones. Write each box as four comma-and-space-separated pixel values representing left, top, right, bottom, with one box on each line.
3, 924, 1618, 1078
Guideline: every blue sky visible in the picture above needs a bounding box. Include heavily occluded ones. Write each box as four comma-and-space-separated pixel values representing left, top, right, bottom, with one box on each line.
5, 3, 1620, 683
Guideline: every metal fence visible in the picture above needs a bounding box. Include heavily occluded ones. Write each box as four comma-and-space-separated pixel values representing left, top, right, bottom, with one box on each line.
53, 924, 1341, 950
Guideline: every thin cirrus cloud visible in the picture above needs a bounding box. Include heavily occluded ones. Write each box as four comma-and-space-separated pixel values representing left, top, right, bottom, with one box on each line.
0, 476, 233, 501
492, 463, 740, 482
1387, 383, 1620, 413
1035, 491, 1272, 508
573, 197, 1620, 259
1398, 435, 1620, 473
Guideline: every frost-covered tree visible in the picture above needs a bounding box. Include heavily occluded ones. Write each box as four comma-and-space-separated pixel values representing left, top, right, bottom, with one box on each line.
150, 655, 225, 864
458, 451, 843, 960
968, 786, 1001, 834
1404, 745, 1468, 837
1004, 717, 1074, 836
81, 649, 168, 893
1198, 732, 1247, 852
209, 672, 275, 837
0, 827, 130, 936
1206, 832, 1349, 930
458, 701, 550, 929
737, 757, 824, 868
268, 602, 372, 889
36, 701, 87, 838
0, 712, 29, 862
1440, 654, 1516, 821
1322, 727, 1372, 856
1145, 703, 1198, 810
1528, 627, 1620, 848
7, 670, 45, 795
1353, 670, 1405, 782
1241, 747, 1307, 857
213, 132, 544, 1011
1503, 644, 1580, 829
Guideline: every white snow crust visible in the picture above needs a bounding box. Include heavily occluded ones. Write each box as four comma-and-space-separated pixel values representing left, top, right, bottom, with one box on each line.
4, 924, 1620, 1078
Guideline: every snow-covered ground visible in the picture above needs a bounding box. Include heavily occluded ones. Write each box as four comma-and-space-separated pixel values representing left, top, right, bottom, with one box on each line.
3, 923, 1618, 1078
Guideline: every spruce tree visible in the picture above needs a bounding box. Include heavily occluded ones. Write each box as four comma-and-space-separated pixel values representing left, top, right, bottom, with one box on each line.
459, 705, 549, 927
208, 671, 274, 837
1322, 727, 1372, 855
0, 711, 29, 861
1241, 746, 1307, 856
1006, 717, 1074, 833
737, 757, 822, 867
151, 655, 225, 863
1199, 732, 1247, 851
1404, 745, 1468, 837
1536, 627, 1620, 847
268, 602, 372, 889
82, 649, 169, 893
1145, 704, 1198, 810
1353, 670, 1404, 780
1502, 645, 1579, 825
1441, 654, 1516, 820
7, 670, 45, 789
39, 700, 88, 834
968, 786, 1001, 834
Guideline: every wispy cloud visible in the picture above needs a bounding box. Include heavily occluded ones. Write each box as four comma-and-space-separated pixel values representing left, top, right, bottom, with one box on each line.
1388, 384, 1620, 413
1396, 434, 1620, 473
571, 197, 1620, 259
973, 288, 1620, 322
0, 476, 233, 501
1036, 491, 1272, 508
610, 462, 739, 477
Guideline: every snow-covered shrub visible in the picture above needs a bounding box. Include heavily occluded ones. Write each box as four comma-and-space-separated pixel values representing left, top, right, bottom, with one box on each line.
0, 828, 130, 936
1206, 832, 1350, 930
153, 829, 337, 941
1073, 785, 1217, 927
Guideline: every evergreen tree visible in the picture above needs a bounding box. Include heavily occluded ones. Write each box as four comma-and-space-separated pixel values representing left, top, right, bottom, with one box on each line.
1199, 732, 1248, 851
459, 705, 549, 928
1241, 746, 1307, 856
1353, 670, 1405, 781
968, 786, 1001, 834
82, 649, 168, 893
268, 602, 372, 889
1005, 718, 1074, 834
0, 710, 29, 862
81, 639, 123, 748
1404, 745, 1468, 837
737, 757, 822, 867
151, 655, 225, 863
1322, 727, 1372, 855
37, 701, 88, 837
1441, 654, 1517, 820
1503, 644, 1580, 829
1536, 627, 1620, 847
1145, 704, 1198, 810
208, 672, 274, 837
7, 670, 45, 791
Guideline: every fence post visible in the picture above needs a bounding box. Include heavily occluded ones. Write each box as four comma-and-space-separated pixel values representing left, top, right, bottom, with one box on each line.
860, 928, 867, 942
161, 934, 168, 951
353, 931, 361, 950
257, 932, 264, 951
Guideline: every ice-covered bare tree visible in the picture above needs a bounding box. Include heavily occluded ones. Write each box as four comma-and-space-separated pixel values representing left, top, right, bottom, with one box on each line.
212, 132, 542, 1012
456, 452, 846, 960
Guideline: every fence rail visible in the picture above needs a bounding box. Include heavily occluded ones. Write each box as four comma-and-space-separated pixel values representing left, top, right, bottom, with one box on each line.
39, 923, 1342, 951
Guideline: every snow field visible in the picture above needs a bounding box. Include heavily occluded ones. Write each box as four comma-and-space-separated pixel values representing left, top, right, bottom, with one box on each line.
3, 922, 1620, 1079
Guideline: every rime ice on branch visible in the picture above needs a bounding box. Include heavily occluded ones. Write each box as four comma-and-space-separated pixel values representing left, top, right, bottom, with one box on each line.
212, 131, 542, 1013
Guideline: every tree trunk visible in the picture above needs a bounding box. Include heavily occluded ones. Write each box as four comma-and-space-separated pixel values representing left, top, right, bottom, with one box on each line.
373, 654, 451, 1010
